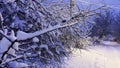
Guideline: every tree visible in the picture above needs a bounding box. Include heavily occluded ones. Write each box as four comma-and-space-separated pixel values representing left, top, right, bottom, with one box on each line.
0, 0, 106, 67
90, 10, 114, 39
110, 12, 120, 42
70, 0, 75, 17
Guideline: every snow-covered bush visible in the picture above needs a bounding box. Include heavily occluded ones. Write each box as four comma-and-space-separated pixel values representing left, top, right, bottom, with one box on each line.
0, 0, 105, 67
90, 10, 114, 40
110, 12, 120, 42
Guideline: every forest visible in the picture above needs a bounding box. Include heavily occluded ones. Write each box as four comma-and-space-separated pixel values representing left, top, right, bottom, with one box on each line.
0, 0, 120, 68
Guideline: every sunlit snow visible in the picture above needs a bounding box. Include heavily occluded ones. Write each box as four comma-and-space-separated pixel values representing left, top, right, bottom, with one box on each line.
64, 41, 120, 68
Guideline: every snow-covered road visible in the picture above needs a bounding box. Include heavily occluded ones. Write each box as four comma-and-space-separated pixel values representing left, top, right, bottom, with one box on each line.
63, 41, 120, 68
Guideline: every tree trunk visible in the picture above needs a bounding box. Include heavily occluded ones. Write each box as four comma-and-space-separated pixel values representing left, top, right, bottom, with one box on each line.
70, 0, 75, 17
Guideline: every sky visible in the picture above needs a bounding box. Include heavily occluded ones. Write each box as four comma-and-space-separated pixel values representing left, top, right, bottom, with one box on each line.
76, 0, 120, 11
43, 0, 120, 10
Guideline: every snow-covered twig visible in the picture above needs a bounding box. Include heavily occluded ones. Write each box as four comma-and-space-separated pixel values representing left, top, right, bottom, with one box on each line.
0, 55, 23, 65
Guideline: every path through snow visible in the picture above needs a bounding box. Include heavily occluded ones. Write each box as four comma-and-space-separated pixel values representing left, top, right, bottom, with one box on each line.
63, 41, 120, 68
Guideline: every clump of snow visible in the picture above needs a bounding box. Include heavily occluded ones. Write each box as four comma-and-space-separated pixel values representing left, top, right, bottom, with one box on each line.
3, 54, 7, 60
3, 29, 7, 34
37, 51, 41, 55
33, 37, 39, 43
8, 30, 17, 41
40, 44, 48, 50
0, 13, 3, 23
13, 42, 19, 51
26, 53, 32, 57
28, 24, 33, 28
0, 29, 16, 41
9, 61, 29, 68
3, 0, 15, 4
16, 30, 31, 40
0, 38, 11, 53
8, 48, 16, 56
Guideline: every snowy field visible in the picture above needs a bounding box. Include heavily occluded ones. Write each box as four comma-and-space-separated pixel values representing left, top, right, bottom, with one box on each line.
63, 41, 120, 68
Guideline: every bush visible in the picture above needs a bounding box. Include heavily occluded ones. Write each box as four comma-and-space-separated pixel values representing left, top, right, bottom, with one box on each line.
90, 11, 114, 39
110, 12, 120, 42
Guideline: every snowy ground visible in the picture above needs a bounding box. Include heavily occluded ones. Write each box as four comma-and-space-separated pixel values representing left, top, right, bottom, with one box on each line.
63, 41, 120, 68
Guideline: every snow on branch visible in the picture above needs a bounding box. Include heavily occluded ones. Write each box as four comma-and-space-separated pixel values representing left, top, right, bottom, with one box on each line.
0, 30, 18, 60
17, 20, 79, 41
